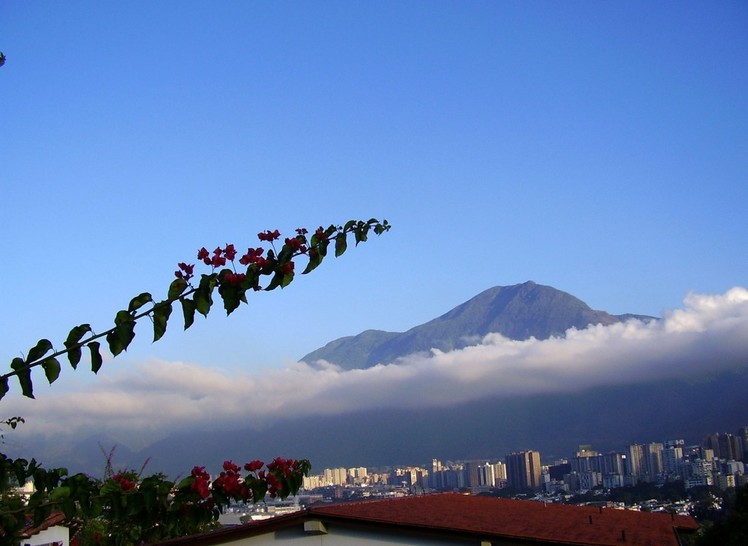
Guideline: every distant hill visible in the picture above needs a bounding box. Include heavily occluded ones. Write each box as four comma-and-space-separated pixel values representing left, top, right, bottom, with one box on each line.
122, 368, 748, 475
301, 281, 655, 369
12, 368, 746, 476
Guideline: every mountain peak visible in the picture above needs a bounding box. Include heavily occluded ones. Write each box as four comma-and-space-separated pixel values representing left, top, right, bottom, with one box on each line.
301, 282, 654, 370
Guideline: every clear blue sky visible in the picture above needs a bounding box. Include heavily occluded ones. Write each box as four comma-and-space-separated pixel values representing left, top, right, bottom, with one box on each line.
2, 0, 747, 381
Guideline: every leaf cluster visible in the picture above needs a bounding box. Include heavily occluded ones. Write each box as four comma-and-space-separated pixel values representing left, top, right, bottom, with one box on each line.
0, 453, 312, 546
0, 219, 389, 400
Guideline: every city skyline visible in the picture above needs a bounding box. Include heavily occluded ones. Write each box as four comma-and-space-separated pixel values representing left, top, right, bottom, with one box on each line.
301, 424, 748, 495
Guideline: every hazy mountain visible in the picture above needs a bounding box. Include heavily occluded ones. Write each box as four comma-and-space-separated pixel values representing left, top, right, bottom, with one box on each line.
9, 282, 743, 478
301, 281, 655, 369
114, 368, 748, 475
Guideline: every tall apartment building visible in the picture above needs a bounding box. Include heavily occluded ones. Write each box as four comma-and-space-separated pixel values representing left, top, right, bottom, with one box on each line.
739, 426, 748, 462
703, 432, 744, 461
602, 451, 625, 476
505, 450, 542, 491
627, 444, 646, 484
572, 447, 602, 474
663, 440, 685, 479
462, 461, 485, 489
644, 442, 664, 482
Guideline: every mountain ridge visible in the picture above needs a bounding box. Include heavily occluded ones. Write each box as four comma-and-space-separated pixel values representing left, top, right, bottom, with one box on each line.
301, 281, 655, 369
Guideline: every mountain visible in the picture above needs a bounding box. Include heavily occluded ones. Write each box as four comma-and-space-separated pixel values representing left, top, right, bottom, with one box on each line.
301, 281, 655, 369
12, 282, 742, 477
119, 368, 748, 475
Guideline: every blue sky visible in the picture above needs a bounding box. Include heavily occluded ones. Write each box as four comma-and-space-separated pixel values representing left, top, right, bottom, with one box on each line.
1, 1, 747, 410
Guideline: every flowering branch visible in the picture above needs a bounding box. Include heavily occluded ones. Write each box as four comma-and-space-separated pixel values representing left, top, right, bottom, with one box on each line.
0, 452, 311, 546
0, 219, 390, 400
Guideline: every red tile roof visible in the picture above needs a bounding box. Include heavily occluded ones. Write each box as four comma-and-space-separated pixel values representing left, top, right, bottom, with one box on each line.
19, 511, 69, 539
156, 493, 699, 546
309, 493, 698, 546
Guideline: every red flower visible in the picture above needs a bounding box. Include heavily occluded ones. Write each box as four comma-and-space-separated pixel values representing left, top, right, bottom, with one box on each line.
223, 460, 240, 473
258, 229, 281, 242
239, 247, 264, 266
314, 226, 329, 241
190, 466, 211, 499
206, 247, 226, 267
113, 473, 137, 492
224, 244, 237, 261
175, 262, 195, 282
281, 261, 294, 275
285, 237, 307, 253
295, 228, 308, 235
224, 272, 246, 286
244, 460, 264, 472
214, 468, 243, 496
197, 247, 210, 262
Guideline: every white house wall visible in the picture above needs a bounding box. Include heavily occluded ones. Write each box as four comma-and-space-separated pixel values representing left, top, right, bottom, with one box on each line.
21, 525, 69, 546
214, 525, 485, 546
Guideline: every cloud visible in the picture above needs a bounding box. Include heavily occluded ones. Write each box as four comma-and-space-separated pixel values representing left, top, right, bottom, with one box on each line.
4, 288, 748, 445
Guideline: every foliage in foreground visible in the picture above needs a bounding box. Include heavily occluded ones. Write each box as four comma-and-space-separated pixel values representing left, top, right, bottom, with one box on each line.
0, 219, 390, 545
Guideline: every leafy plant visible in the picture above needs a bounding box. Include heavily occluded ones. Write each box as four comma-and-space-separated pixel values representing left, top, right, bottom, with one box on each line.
0, 219, 390, 545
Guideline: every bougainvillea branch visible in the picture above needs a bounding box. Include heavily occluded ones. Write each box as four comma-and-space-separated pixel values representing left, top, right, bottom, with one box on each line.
0, 219, 389, 400
0, 450, 312, 546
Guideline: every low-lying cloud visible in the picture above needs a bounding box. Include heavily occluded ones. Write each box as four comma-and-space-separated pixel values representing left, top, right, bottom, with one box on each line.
5, 288, 748, 446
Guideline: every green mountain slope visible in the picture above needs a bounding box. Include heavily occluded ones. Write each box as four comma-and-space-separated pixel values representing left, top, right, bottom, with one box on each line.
301, 281, 655, 369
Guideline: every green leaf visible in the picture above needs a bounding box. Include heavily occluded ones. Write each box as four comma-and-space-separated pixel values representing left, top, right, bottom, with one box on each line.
218, 281, 242, 316
27, 338, 53, 363
106, 310, 136, 356
195, 274, 216, 317
152, 301, 173, 341
0, 377, 8, 400
265, 271, 283, 291
41, 358, 61, 384
302, 249, 323, 274
373, 219, 390, 235
64, 324, 92, 369
11, 357, 34, 398
344, 220, 357, 231
181, 297, 196, 330
335, 232, 347, 257
88, 342, 103, 373
168, 278, 188, 300
354, 223, 369, 244
128, 292, 153, 313
241, 267, 260, 292
61, 499, 77, 520
49, 486, 71, 502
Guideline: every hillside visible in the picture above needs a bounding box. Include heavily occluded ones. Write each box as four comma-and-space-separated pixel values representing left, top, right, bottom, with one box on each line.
301, 281, 655, 369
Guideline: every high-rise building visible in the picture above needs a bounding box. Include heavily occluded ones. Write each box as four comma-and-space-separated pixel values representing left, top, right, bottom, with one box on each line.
505, 450, 542, 491
573, 447, 602, 474
703, 432, 744, 461
663, 440, 685, 479
602, 451, 625, 476
627, 444, 646, 483
492, 461, 507, 482
644, 442, 664, 482
463, 461, 482, 490
739, 427, 748, 463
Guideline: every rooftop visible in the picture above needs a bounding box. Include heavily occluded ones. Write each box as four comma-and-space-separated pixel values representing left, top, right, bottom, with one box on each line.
157, 492, 699, 546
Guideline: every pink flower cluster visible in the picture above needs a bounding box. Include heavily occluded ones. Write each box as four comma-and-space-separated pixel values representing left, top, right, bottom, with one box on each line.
174, 227, 326, 289
187, 458, 304, 502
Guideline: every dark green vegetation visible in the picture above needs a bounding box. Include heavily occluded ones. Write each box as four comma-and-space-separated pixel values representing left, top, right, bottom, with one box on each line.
697, 484, 748, 545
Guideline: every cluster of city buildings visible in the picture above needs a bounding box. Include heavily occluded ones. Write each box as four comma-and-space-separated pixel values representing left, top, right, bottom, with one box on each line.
301, 426, 748, 496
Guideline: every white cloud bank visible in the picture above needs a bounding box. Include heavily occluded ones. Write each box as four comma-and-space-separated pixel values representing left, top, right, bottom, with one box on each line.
4, 288, 748, 444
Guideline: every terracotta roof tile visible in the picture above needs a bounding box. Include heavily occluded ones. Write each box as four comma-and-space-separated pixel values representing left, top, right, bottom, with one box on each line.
309, 493, 698, 546
19, 511, 69, 539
